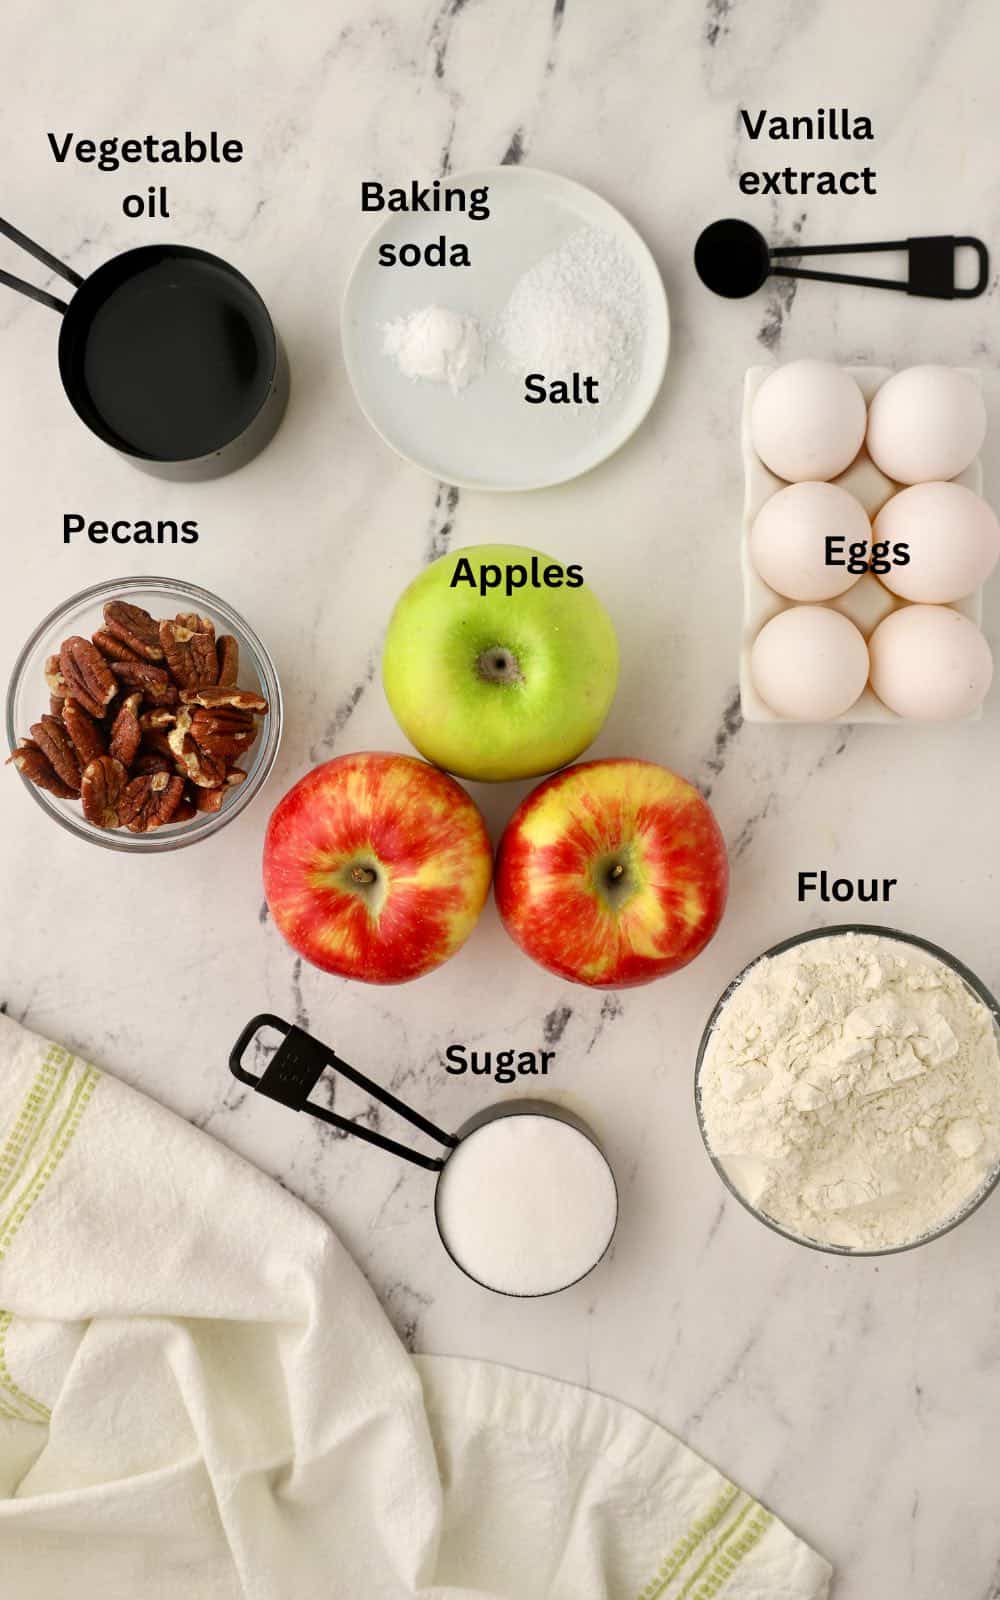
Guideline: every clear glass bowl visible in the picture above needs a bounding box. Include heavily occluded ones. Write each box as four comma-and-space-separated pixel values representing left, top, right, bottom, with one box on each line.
694, 924, 1000, 1257
6, 576, 282, 852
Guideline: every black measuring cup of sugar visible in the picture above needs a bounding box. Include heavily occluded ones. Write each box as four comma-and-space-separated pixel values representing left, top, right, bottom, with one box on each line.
0, 215, 289, 480
231, 1015, 619, 1299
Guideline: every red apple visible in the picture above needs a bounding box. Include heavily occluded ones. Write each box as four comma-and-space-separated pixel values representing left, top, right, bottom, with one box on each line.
263, 752, 492, 984
495, 759, 728, 988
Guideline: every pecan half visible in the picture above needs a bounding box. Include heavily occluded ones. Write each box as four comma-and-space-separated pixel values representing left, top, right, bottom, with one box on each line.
196, 763, 248, 813
184, 685, 268, 714
159, 618, 218, 689
80, 756, 128, 828
8, 739, 78, 798
30, 715, 82, 793
140, 729, 175, 761
167, 709, 226, 788
119, 770, 185, 832
194, 784, 227, 814
188, 705, 256, 760
216, 635, 239, 686
133, 748, 173, 776
92, 628, 144, 664
59, 637, 116, 719
102, 600, 164, 663
62, 698, 107, 766
109, 693, 142, 768
44, 655, 68, 700
175, 612, 214, 636
111, 659, 179, 708
139, 708, 175, 732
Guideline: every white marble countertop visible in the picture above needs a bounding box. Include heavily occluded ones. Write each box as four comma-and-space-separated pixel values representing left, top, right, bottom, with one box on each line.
3, 1, 1000, 1593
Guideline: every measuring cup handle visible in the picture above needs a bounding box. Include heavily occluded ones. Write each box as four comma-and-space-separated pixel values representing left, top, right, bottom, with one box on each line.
229, 1014, 458, 1172
0, 214, 83, 315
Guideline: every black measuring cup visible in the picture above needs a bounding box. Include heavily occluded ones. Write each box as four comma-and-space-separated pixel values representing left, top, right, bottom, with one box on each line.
0, 216, 289, 480
231, 1014, 619, 1298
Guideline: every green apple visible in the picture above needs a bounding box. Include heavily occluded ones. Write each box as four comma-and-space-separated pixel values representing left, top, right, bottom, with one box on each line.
382, 545, 619, 782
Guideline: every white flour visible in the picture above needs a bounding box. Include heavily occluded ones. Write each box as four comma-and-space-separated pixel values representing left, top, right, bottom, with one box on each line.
382, 305, 484, 393
699, 932, 1000, 1250
495, 225, 644, 398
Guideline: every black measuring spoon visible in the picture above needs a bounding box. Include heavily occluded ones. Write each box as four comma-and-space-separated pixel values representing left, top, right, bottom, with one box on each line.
0, 215, 288, 480
230, 1014, 619, 1298
694, 217, 990, 301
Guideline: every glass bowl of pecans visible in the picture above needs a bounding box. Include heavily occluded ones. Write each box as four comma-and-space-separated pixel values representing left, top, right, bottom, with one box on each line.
6, 577, 282, 851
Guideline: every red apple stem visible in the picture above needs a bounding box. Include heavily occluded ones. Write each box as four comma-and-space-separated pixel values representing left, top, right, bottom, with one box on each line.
351, 865, 378, 886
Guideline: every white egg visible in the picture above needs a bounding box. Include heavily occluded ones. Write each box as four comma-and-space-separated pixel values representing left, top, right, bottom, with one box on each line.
869, 605, 993, 720
750, 482, 870, 602
831, 446, 898, 517
751, 606, 870, 720
866, 366, 986, 484
875, 482, 1000, 602
751, 360, 867, 482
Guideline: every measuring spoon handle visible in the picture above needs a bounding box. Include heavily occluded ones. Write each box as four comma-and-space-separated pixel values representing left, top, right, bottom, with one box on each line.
770, 234, 990, 300
0, 214, 83, 315
230, 1014, 458, 1172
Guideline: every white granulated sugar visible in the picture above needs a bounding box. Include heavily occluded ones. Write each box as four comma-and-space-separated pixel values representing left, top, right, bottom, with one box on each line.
495, 225, 645, 398
435, 1113, 618, 1296
382, 305, 484, 393
699, 932, 1000, 1250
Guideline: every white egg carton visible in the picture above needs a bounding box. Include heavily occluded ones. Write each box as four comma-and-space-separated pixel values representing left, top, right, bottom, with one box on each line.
740, 365, 984, 724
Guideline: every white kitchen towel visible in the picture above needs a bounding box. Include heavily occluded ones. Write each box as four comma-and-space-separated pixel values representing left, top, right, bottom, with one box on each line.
0, 1013, 831, 1599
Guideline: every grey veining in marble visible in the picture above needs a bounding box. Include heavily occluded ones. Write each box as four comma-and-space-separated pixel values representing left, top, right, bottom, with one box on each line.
3, 1, 1000, 1594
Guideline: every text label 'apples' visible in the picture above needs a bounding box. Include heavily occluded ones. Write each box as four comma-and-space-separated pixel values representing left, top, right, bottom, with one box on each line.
495, 758, 729, 988
382, 544, 619, 783
263, 752, 492, 985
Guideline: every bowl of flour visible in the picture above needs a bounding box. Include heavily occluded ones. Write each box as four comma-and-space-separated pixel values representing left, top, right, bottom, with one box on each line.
695, 926, 1000, 1254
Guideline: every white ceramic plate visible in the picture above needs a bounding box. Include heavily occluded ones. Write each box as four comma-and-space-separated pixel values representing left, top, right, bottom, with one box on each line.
341, 166, 669, 491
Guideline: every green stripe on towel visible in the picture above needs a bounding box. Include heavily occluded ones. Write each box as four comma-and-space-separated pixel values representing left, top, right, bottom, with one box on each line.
637, 1485, 747, 1599
0, 1310, 50, 1424
637, 1490, 778, 1600
687, 1506, 774, 1598
673, 1500, 758, 1598
0, 1059, 99, 1265
0, 1047, 71, 1210
0, 1050, 98, 1427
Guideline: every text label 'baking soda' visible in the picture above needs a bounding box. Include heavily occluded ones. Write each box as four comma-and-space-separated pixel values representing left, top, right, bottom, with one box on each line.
363, 180, 490, 268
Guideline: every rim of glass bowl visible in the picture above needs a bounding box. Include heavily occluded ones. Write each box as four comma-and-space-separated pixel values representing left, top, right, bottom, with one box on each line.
694, 923, 1000, 1258
5, 576, 283, 853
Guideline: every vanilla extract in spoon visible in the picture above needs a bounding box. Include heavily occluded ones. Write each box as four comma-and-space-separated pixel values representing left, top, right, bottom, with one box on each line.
694, 218, 989, 301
